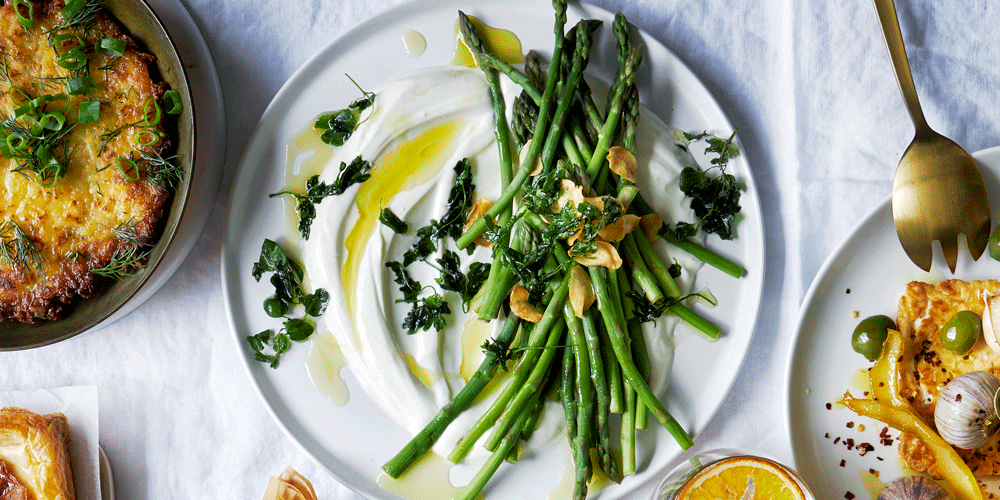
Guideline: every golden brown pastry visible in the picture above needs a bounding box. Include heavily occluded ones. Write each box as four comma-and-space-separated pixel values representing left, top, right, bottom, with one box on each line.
0, 407, 75, 500
895, 279, 1000, 478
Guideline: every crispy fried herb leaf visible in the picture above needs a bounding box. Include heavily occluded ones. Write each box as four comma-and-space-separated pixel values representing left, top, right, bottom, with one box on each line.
674, 130, 744, 240
438, 159, 476, 239
315, 90, 375, 147
386, 260, 421, 302
269, 156, 372, 239
284, 318, 314, 341
482, 338, 518, 370
379, 207, 408, 234
252, 239, 304, 303
627, 291, 667, 323
466, 261, 491, 299
402, 294, 451, 335
301, 288, 330, 317
403, 225, 437, 266
435, 250, 467, 295
330, 155, 373, 195
248, 241, 325, 368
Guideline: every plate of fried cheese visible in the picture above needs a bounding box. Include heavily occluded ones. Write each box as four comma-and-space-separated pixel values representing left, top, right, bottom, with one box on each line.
787, 147, 1000, 500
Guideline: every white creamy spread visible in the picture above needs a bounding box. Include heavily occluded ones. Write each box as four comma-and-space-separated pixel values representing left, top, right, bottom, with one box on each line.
301, 65, 704, 457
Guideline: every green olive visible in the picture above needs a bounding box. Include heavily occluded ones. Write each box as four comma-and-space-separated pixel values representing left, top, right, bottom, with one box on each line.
939, 310, 982, 355
990, 225, 1000, 261
852, 314, 896, 361
263, 296, 287, 318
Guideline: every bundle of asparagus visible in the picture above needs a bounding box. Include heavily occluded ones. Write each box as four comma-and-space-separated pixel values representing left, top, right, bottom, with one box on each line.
382, 2, 742, 498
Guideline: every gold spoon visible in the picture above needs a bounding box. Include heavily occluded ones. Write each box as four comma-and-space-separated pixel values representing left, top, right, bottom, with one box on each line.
873, 0, 990, 272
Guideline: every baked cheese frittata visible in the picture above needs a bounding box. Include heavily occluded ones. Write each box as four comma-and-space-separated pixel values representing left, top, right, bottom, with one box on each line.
0, 0, 178, 322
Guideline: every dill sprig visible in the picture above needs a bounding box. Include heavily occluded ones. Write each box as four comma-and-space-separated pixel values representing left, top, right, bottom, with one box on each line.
0, 219, 45, 277
141, 150, 183, 191
91, 219, 150, 279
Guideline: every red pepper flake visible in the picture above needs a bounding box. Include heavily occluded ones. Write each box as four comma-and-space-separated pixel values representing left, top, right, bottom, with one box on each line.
834, 437, 841, 444
826, 402, 833, 410
847, 421, 855, 428
840, 459, 846, 467
846, 288, 851, 294
846, 492, 856, 499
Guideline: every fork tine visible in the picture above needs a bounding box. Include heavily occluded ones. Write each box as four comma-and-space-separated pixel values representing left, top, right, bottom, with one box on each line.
966, 216, 991, 262
942, 239, 959, 274
896, 229, 933, 272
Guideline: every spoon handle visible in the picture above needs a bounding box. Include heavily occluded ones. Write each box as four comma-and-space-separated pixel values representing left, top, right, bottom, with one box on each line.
872, 0, 930, 133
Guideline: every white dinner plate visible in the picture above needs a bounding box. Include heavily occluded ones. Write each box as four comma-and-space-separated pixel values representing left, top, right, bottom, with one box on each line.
786, 147, 1000, 498
221, 0, 765, 498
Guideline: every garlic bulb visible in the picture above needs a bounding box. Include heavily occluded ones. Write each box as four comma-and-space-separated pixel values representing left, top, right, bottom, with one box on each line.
933, 371, 1000, 449
876, 476, 948, 500
982, 291, 1000, 353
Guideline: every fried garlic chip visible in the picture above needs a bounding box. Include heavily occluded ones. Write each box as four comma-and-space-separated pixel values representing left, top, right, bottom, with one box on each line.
510, 284, 543, 323
607, 146, 637, 183
569, 265, 596, 318
463, 197, 494, 247
597, 214, 641, 243
640, 213, 663, 243
572, 240, 623, 270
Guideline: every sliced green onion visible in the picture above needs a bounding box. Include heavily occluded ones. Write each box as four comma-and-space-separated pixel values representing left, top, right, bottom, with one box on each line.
57, 49, 88, 71
115, 156, 140, 181
142, 97, 161, 126
67, 76, 97, 95
40, 111, 66, 132
35, 146, 65, 188
61, 0, 86, 22
24, 115, 43, 136
97, 38, 126, 57
133, 128, 161, 146
78, 99, 100, 124
13, 0, 33, 30
5, 133, 25, 153
163, 90, 182, 114
52, 33, 83, 53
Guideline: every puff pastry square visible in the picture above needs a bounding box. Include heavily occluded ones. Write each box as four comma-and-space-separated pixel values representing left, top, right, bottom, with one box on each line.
0, 407, 75, 500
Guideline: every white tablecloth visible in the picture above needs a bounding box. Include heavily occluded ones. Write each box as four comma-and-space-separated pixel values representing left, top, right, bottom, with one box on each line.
2, 0, 999, 498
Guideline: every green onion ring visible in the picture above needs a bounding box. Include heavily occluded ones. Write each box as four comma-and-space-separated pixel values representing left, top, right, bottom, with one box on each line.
6, 133, 25, 152
57, 49, 88, 71
52, 33, 84, 53
97, 38, 126, 57
115, 157, 141, 182
40, 111, 66, 132
13, 0, 33, 30
133, 128, 161, 146
163, 90, 182, 114
142, 97, 161, 127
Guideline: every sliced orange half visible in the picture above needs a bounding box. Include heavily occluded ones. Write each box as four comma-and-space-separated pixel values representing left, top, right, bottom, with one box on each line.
677, 456, 807, 500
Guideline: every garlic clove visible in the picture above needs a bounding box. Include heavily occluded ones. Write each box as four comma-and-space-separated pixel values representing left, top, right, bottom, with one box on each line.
876, 476, 948, 500
983, 291, 1000, 353
934, 371, 1000, 449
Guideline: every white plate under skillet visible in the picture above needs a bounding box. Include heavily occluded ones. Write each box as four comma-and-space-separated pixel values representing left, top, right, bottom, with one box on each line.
221, 0, 765, 498
786, 147, 1000, 498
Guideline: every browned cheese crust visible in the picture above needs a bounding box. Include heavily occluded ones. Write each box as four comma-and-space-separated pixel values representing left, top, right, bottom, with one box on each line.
0, 407, 75, 500
895, 279, 1000, 478
0, 0, 172, 322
